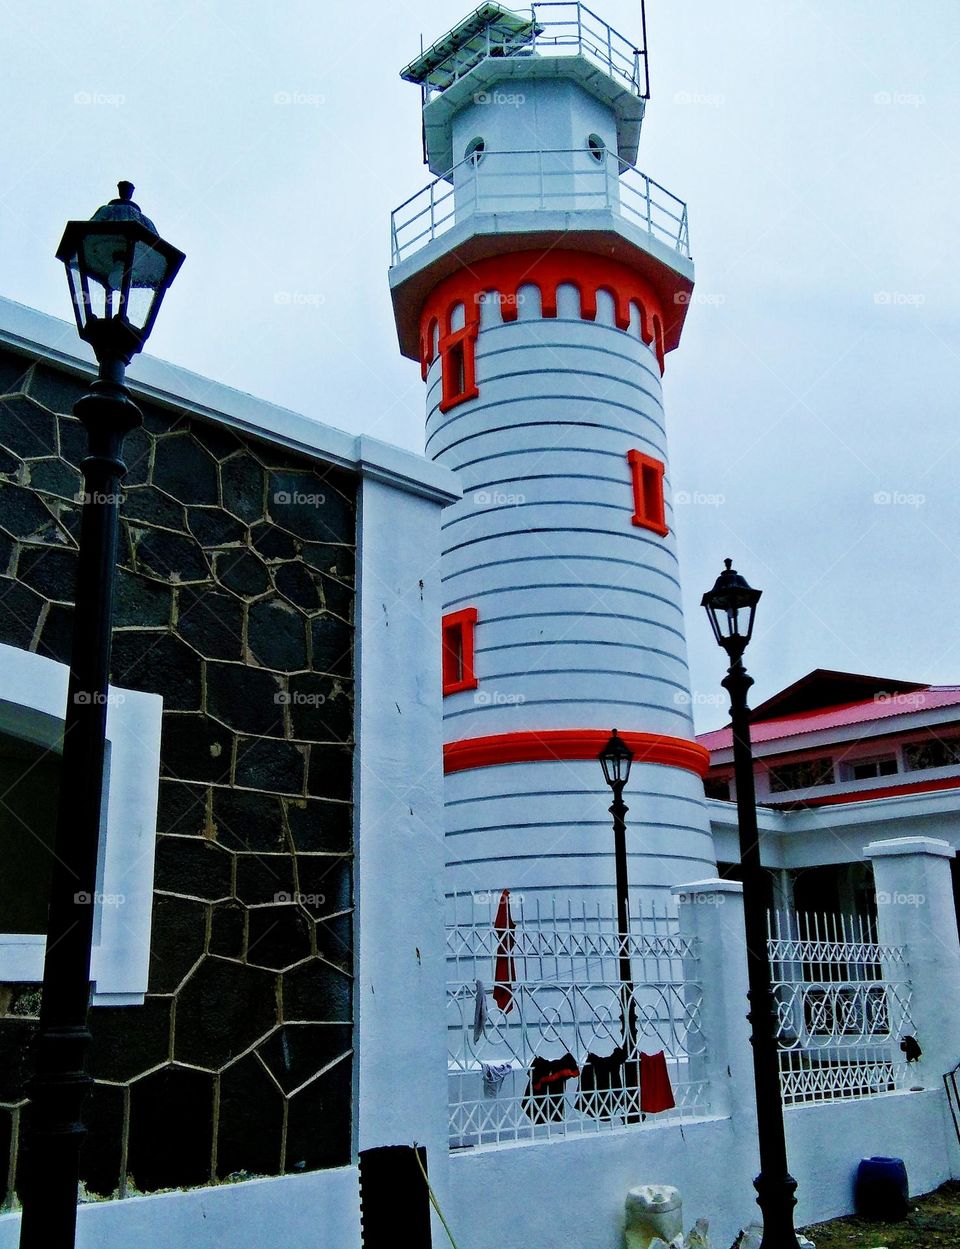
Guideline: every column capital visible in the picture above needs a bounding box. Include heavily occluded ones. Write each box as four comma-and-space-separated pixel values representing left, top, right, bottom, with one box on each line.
865, 836, 956, 861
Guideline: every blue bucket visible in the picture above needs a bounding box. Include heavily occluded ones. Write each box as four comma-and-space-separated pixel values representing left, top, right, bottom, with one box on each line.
855, 1156, 909, 1221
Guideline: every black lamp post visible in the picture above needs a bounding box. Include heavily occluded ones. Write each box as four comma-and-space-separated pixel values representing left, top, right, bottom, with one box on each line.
598, 730, 637, 1053
701, 559, 802, 1249
19, 183, 183, 1249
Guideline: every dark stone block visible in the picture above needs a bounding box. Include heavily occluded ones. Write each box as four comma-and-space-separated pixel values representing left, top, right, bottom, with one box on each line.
285, 798, 352, 854
0, 532, 13, 576
235, 737, 305, 795
138, 402, 181, 436
307, 744, 353, 802
221, 453, 266, 523
267, 471, 354, 543
154, 834, 233, 901
79, 1081, 126, 1198
282, 957, 353, 1024
300, 542, 355, 582
288, 673, 353, 743
156, 779, 208, 837
112, 631, 202, 709
247, 905, 314, 971
0, 578, 43, 649
123, 486, 186, 532
174, 957, 279, 1069
209, 900, 246, 959
191, 420, 241, 461
176, 587, 244, 661
0, 1018, 36, 1101
128, 1066, 214, 1192
0, 1106, 12, 1207
213, 788, 286, 852
214, 549, 270, 598
247, 599, 308, 671
37, 602, 74, 664
0, 483, 59, 541
16, 545, 77, 601
50, 499, 81, 545
234, 854, 296, 906
160, 714, 233, 785
316, 571, 353, 621
310, 613, 353, 677
0, 351, 34, 396
206, 662, 285, 735
284, 1054, 351, 1171
89, 996, 172, 1084
186, 507, 246, 548
115, 568, 173, 628
258, 1023, 352, 1095
216, 1052, 283, 1179
0, 447, 20, 478
274, 561, 323, 613
57, 415, 88, 468
121, 426, 153, 487
24, 363, 85, 415
135, 529, 210, 583
250, 522, 299, 562
0, 395, 58, 459
295, 856, 351, 918
153, 434, 219, 505
147, 894, 207, 993
316, 913, 352, 972
28, 456, 82, 502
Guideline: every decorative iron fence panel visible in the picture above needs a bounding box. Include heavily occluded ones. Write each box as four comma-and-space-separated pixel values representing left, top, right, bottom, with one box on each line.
767, 910, 916, 1106
446, 895, 707, 1148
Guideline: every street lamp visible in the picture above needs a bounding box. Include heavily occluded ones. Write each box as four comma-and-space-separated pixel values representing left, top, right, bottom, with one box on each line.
598, 730, 637, 1055
701, 559, 802, 1249
19, 184, 183, 1249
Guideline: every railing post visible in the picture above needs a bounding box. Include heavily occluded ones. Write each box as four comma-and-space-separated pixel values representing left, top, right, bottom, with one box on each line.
645, 173, 653, 236
429, 182, 436, 241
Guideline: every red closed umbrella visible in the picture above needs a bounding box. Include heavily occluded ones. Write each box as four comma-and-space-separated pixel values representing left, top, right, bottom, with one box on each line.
492, 888, 516, 1013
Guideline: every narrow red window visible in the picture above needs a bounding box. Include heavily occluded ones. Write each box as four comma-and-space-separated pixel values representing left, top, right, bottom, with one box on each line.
439, 323, 479, 413
442, 607, 478, 695
627, 450, 668, 536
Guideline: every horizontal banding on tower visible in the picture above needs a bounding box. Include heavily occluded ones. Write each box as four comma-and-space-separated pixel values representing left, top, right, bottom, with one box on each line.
443, 729, 710, 776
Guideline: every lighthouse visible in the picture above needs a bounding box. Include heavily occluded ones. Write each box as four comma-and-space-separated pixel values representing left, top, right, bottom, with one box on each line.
389, 3, 717, 916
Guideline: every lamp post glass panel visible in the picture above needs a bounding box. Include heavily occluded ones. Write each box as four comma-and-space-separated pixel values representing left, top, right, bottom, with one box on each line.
598, 730, 636, 1051
701, 560, 803, 1249
18, 185, 183, 1249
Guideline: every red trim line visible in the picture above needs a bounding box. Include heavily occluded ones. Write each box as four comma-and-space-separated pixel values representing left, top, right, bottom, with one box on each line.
768, 773, 960, 809
443, 729, 710, 777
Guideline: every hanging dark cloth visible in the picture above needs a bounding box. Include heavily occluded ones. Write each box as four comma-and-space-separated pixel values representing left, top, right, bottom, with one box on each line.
577, 1046, 626, 1120
522, 1053, 580, 1124
492, 888, 516, 1013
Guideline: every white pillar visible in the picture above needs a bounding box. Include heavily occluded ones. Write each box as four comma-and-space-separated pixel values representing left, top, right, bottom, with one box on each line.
864, 836, 960, 1090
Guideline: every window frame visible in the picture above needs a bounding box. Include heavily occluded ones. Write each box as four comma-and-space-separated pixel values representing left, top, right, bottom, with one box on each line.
438, 322, 479, 413
442, 607, 479, 696
626, 449, 668, 536
0, 643, 162, 1005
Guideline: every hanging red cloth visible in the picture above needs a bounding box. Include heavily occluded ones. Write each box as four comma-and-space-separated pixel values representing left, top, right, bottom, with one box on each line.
492, 888, 516, 1013
639, 1050, 676, 1113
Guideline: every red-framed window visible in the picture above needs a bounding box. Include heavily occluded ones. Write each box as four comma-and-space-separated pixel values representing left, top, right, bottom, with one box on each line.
442, 607, 478, 695
627, 450, 668, 536
438, 322, 479, 413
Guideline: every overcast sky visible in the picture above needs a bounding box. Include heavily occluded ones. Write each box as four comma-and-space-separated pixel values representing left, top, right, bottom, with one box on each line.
1, 1, 957, 730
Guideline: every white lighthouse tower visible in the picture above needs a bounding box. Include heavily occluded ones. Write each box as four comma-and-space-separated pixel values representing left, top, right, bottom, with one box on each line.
389, 3, 716, 915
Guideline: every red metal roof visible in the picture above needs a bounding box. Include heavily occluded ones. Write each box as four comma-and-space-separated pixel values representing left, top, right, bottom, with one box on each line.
698, 685, 960, 753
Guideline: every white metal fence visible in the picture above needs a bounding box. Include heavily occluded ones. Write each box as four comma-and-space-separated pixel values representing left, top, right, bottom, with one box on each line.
446, 895, 706, 1148
768, 910, 916, 1106
390, 148, 689, 266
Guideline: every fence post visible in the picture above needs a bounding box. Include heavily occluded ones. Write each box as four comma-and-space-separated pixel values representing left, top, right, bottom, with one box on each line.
864, 837, 960, 1091
673, 879, 755, 1124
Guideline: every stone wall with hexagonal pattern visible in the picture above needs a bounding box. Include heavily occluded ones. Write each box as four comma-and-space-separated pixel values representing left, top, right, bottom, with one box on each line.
0, 345, 355, 1203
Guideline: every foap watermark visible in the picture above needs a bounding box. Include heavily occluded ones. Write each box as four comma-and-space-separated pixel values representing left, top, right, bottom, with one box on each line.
675, 290, 725, 306
674, 690, 726, 709
74, 690, 126, 707
873, 490, 924, 508
673, 90, 725, 109
74, 890, 125, 907
274, 891, 326, 906
876, 890, 926, 908
473, 89, 525, 107
274, 290, 325, 307
73, 90, 124, 108
874, 291, 925, 307
475, 289, 527, 312
473, 489, 525, 507
874, 691, 930, 709
472, 889, 526, 905
273, 90, 325, 107
474, 690, 525, 706
873, 90, 924, 108
677, 890, 726, 906
275, 690, 327, 707
75, 489, 125, 506
273, 490, 326, 506
674, 490, 725, 508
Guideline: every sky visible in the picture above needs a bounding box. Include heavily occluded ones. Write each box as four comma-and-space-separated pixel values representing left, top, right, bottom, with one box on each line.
1, 0, 958, 730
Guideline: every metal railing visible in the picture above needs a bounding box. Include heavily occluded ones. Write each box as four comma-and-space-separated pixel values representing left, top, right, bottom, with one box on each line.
390, 148, 690, 266
768, 910, 916, 1106
412, 3, 648, 103
446, 894, 706, 1148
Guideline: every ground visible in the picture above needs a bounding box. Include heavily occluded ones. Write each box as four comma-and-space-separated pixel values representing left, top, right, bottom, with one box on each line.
799, 1180, 960, 1248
